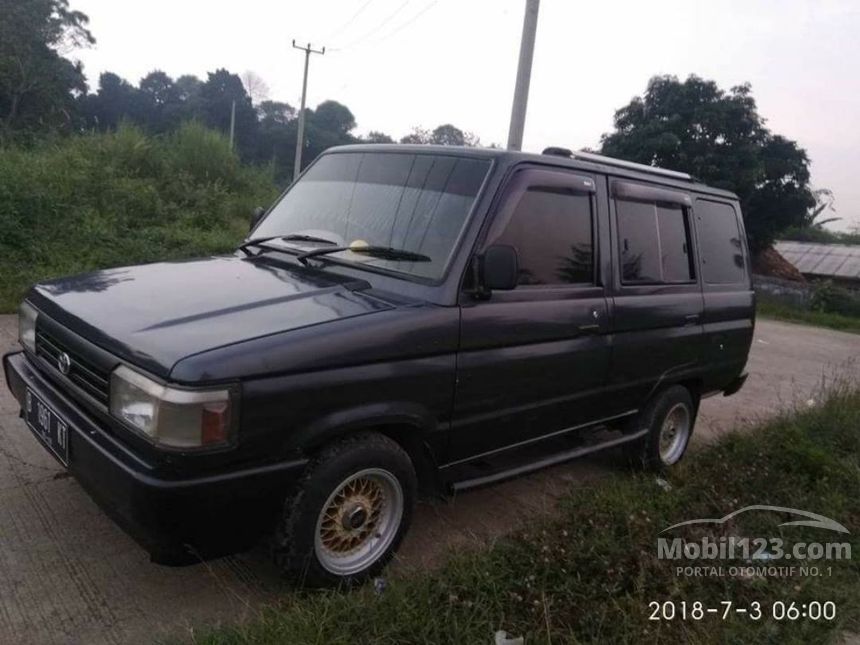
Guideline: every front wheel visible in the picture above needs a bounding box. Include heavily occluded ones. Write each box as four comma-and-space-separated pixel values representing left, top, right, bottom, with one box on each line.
273, 432, 416, 587
626, 385, 696, 470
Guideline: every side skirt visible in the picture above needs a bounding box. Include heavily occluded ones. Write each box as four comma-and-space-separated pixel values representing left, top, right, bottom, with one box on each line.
450, 426, 647, 492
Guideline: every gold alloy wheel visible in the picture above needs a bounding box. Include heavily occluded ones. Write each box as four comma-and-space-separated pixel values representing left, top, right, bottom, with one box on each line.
313, 468, 404, 576
658, 402, 691, 465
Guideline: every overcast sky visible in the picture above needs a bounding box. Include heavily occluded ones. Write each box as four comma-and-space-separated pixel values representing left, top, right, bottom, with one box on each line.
71, 0, 859, 231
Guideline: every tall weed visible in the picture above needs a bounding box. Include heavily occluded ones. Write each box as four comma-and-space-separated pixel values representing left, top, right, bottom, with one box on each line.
0, 123, 278, 310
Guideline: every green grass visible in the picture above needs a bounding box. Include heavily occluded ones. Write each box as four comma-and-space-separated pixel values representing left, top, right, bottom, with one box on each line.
192, 386, 860, 645
758, 298, 860, 334
0, 123, 278, 312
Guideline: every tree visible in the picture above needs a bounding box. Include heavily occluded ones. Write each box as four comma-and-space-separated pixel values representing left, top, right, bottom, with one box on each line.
798, 188, 838, 229
311, 100, 356, 135
81, 71, 141, 130
365, 131, 394, 143
302, 101, 358, 171
431, 123, 466, 146
173, 74, 203, 104
0, 0, 94, 140
399, 124, 479, 146
257, 100, 295, 126
253, 100, 297, 180
600, 75, 816, 253
241, 70, 269, 105
138, 70, 179, 132
198, 68, 257, 152
400, 126, 431, 144
139, 71, 174, 107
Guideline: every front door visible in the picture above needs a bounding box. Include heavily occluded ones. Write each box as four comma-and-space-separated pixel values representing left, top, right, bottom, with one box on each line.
447, 167, 612, 467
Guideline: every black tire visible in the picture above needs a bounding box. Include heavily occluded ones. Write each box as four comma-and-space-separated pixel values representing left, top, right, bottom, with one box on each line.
273, 432, 417, 587
625, 385, 696, 471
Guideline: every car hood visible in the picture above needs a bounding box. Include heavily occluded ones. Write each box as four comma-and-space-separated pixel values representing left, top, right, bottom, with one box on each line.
29, 255, 394, 379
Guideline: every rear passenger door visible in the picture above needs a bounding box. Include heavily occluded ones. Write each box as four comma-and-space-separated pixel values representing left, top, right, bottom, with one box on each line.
693, 198, 754, 389
607, 180, 704, 413
449, 167, 611, 465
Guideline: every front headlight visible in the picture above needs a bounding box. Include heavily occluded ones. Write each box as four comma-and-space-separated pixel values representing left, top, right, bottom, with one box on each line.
110, 365, 234, 449
18, 301, 38, 353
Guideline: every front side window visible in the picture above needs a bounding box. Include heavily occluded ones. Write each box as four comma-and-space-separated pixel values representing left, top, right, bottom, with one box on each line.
617, 199, 694, 284
254, 152, 491, 280
490, 186, 594, 286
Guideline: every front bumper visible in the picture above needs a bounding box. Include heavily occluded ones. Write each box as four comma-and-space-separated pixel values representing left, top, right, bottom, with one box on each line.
3, 350, 307, 564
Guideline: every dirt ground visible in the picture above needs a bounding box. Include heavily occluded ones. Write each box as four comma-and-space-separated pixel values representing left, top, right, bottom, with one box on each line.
0, 316, 857, 644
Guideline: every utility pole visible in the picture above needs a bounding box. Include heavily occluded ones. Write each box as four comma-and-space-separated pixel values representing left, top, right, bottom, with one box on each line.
506, 0, 540, 151
292, 40, 325, 181
229, 99, 236, 150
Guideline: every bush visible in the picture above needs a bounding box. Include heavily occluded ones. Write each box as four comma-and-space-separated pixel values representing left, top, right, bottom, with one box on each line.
0, 123, 278, 311
757, 296, 860, 334
810, 281, 860, 318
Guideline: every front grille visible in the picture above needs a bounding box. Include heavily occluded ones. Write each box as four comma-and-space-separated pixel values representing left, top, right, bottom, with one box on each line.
35, 328, 110, 405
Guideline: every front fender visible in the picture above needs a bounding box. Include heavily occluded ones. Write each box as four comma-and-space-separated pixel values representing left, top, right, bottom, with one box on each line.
284, 401, 438, 452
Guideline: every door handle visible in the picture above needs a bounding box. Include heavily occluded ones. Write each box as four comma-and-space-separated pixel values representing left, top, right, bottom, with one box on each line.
684, 313, 701, 325
578, 308, 602, 334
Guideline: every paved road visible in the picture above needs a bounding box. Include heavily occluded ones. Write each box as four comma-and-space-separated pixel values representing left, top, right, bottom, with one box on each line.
0, 316, 857, 644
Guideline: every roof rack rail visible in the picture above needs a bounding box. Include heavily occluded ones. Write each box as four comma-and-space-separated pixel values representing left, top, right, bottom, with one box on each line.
540, 147, 692, 181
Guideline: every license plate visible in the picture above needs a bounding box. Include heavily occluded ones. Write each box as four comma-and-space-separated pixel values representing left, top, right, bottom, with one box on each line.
24, 388, 69, 466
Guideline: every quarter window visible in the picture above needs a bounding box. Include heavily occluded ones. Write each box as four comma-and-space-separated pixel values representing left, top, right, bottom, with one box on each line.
695, 200, 746, 284
491, 186, 594, 286
617, 199, 694, 284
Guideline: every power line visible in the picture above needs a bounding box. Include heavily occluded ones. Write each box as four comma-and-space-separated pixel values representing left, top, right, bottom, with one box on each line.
372, 0, 438, 46
337, 0, 412, 50
326, 0, 374, 41
324, 0, 438, 98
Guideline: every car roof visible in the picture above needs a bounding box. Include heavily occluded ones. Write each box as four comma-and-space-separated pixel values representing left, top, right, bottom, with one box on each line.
327, 143, 739, 201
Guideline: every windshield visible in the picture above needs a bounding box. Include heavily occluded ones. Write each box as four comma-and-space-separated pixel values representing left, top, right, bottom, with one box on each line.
253, 151, 491, 280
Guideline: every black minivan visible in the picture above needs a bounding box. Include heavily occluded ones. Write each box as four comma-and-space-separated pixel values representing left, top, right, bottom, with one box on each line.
3, 144, 753, 585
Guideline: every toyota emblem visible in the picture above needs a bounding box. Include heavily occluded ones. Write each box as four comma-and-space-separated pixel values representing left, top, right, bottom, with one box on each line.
58, 352, 72, 375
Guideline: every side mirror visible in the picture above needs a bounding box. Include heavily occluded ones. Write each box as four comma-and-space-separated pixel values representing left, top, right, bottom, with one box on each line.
482, 244, 519, 291
250, 206, 266, 231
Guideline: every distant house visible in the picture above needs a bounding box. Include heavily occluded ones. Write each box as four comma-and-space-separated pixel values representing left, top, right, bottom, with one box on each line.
775, 240, 860, 289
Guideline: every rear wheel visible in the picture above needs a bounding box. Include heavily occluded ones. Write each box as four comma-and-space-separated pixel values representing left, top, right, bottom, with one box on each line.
626, 385, 696, 470
657, 402, 692, 465
273, 432, 416, 587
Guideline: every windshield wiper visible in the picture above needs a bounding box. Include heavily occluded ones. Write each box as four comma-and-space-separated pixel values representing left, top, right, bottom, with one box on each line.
281, 234, 339, 245
238, 233, 338, 256
296, 245, 432, 266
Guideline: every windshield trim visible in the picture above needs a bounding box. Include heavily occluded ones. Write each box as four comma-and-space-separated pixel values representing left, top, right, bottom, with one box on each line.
247, 149, 496, 287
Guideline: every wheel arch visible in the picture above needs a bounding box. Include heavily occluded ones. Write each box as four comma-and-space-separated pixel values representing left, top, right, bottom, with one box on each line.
286, 402, 444, 496
676, 377, 703, 410
646, 367, 703, 410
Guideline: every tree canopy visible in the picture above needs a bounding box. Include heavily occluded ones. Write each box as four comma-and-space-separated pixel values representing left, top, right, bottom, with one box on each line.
400, 124, 480, 147
0, 0, 480, 183
0, 0, 94, 141
600, 75, 816, 252
73, 67, 480, 182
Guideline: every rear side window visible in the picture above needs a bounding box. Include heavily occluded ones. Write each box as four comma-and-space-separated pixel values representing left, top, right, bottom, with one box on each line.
695, 200, 746, 284
491, 187, 594, 286
616, 199, 694, 284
